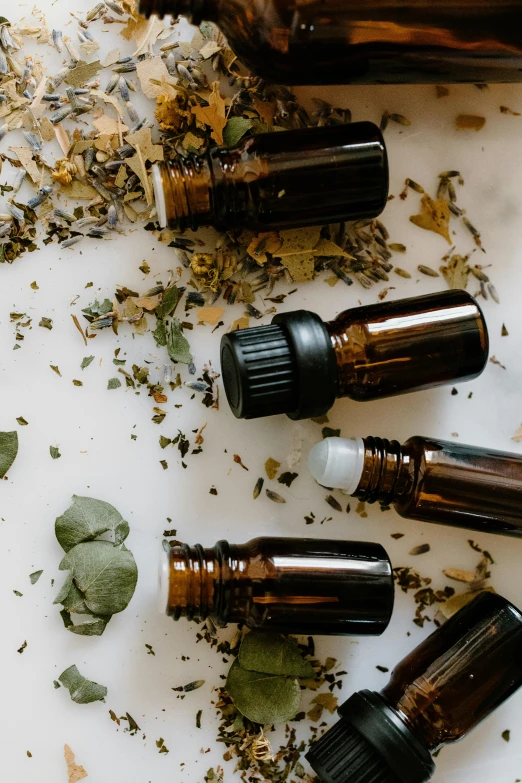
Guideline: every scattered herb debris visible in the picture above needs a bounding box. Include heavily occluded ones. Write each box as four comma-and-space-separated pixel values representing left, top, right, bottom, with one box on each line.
29, 570, 43, 585
266, 488, 286, 504
502, 730, 511, 742
50, 445, 61, 460
16, 417, 28, 426
409, 544, 431, 556
253, 477, 264, 499
17, 640, 27, 654
64, 745, 88, 783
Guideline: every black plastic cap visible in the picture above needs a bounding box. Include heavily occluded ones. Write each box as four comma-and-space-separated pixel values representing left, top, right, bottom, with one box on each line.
307, 690, 434, 783
220, 311, 337, 420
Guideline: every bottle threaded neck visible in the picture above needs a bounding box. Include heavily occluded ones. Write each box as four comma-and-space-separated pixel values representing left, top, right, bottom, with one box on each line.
356, 437, 405, 505
139, 0, 193, 20
154, 157, 212, 232
165, 544, 216, 621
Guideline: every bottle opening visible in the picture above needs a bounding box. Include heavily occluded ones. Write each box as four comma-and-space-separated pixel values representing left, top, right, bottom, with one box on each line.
152, 164, 167, 228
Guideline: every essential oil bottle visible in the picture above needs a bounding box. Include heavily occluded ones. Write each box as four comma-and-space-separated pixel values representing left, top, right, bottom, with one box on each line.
309, 434, 522, 538
139, 0, 522, 86
152, 122, 388, 232
159, 537, 394, 636
220, 290, 488, 420
307, 592, 522, 783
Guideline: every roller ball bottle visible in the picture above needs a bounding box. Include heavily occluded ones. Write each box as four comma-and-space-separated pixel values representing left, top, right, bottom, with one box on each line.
307, 591, 522, 783
220, 290, 489, 421
309, 433, 522, 538
159, 536, 394, 636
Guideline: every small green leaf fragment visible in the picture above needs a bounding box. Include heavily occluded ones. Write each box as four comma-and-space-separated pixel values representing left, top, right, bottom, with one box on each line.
107, 377, 121, 390
152, 317, 167, 348
50, 365, 61, 376
322, 427, 340, 439
0, 431, 18, 478
81, 356, 95, 370
59, 664, 107, 704
39, 317, 53, 330
502, 729, 510, 742
16, 417, 28, 426
50, 445, 61, 459
29, 570, 43, 584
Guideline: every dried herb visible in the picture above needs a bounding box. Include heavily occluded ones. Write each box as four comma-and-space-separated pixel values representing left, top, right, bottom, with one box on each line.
325, 494, 343, 512
456, 114, 486, 131
64, 745, 88, 783
410, 194, 451, 243
16, 417, 28, 426
322, 427, 340, 439
409, 544, 430, 556
253, 477, 264, 499
39, 317, 53, 330
59, 664, 107, 704
81, 356, 95, 370
264, 457, 280, 479
266, 488, 286, 504
278, 472, 298, 487
50, 445, 61, 459
29, 570, 43, 584
107, 377, 122, 390
239, 633, 315, 678
502, 730, 511, 742
0, 431, 18, 478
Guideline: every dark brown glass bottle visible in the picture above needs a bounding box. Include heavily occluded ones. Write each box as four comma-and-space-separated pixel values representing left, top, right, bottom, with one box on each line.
152, 122, 388, 232
307, 592, 522, 783
309, 433, 522, 538
139, 0, 522, 86
220, 289, 488, 420
159, 537, 394, 636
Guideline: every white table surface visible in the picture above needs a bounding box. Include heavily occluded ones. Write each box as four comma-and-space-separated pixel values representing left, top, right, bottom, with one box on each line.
3, 4, 522, 781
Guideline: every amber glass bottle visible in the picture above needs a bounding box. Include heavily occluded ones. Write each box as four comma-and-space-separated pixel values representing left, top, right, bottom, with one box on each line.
139, 0, 522, 85
307, 592, 522, 783
152, 122, 388, 232
159, 537, 394, 635
309, 433, 522, 538
220, 290, 488, 420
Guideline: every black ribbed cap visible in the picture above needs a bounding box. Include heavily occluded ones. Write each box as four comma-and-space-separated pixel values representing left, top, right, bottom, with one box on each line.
220, 310, 337, 420
306, 691, 434, 783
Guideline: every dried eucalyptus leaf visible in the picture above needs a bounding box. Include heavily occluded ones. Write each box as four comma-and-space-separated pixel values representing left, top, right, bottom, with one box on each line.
59, 541, 138, 616
226, 658, 301, 724
60, 580, 91, 614
59, 664, 107, 704
152, 317, 167, 347
239, 632, 315, 678
0, 430, 18, 478
167, 318, 192, 364
54, 571, 74, 605
29, 570, 43, 584
55, 494, 130, 552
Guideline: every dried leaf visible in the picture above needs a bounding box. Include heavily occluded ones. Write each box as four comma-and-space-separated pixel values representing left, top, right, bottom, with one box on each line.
456, 114, 486, 131
265, 457, 280, 480
247, 232, 283, 264
410, 194, 451, 244
440, 254, 469, 289
442, 568, 477, 583
125, 127, 163, 162
511, 426, 522, 443
198, 306, 225, 325
64, 60, 102, 88
281, 252, 315, 283
9, 146, 40, 183
252, 97, 275, 126
277, 226, 322, 256
167, 319, 192, 364
136, 56, 170, 99
199, 40, 221, 59
92, 115, 128, 136
192, 81, 227, 145
64, 745, 88, 783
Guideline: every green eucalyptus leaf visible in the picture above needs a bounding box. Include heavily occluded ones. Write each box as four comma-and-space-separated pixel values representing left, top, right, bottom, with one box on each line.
238, 631, 315, 678
29, 570, 43, 584
167, 319, 192, 364
54, 572, 74, 604
156, 285, 179, 319
60, 581, 91, 614
223, 117, 253, 147
60, 609, 110, 636
0, 431, 18, 478
225, 658, 301, 724
59, 664, 107, 704
59, 540, 138, 616
55, 494, 130, 552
